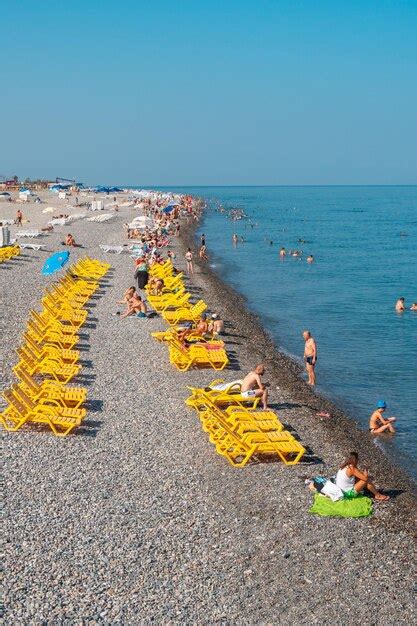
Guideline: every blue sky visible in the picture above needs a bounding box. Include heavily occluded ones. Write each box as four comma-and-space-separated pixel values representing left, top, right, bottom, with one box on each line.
1, 0, 416, 185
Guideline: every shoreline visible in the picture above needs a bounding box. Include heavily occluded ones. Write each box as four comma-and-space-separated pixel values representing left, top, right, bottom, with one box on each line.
178, 210, 416, 515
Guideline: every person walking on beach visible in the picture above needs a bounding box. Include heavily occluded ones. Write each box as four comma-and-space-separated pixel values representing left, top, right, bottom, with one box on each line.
303, 330, 317, 386
335, 452, 390, 500
16, 209, 23, 226
241, 364, 269, 409
369, 400, 396, 434
185, 248, 194, 275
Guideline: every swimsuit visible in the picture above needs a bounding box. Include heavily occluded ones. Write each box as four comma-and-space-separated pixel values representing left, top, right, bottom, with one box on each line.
306, 356, 316, 365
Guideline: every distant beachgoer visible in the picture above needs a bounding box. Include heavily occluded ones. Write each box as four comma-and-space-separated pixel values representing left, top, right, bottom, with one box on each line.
410, 302, 417, 311
270, 240, 273, 246
335, 452, 390, 500
199, 244, 208, 261
232, 233, 238, 247
395, 297, 405, 312
369, 400, 396, 434
303, 330, 317, 386
279, 247, 286, 257
120, 293, 148, 319
196, 313, 209, 335
118, 287, 136, 305
175, 223, 180, 236
241, 365, 268, 409
185, 248, 194, 275
134, 257, 149, 291
200, 233, 206, 247
16, 209, 23, 226
209, 313, 225, 337
63, 233, 76, 247
307, 255, 314, 263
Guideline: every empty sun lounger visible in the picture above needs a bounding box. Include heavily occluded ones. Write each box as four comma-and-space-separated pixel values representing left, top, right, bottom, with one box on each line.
16, 230, 42, 238
99, 245, 125, 254
19, 243, 46, 251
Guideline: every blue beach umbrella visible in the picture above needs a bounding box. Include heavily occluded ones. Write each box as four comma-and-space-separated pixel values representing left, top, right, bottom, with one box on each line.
162, 205, 175, 214
42, 250, 70, 276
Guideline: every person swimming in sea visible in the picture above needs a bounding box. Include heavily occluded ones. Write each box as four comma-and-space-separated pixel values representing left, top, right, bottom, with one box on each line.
279, 247, 286, 257
410, 302, 417, 311
307, 255, 314, 263
369, 400, 396, 434
395, 297, 405, 312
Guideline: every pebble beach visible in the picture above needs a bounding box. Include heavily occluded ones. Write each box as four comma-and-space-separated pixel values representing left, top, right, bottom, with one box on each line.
1, 190, 416, 624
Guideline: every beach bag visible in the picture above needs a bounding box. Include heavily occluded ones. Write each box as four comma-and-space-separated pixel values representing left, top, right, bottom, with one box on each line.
321, 480, 344, 502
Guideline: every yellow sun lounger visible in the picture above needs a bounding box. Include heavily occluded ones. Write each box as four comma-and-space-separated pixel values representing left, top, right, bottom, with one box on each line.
1, 388, 84, 436
16, 345, 81, 384
26, 319, 79, 350
186, 379, 260, 410
13, 365, 87, 409
161, 300, 207, 326
22, 333, 80, 365
168, 338, 229, 372
146, 291, 191, 312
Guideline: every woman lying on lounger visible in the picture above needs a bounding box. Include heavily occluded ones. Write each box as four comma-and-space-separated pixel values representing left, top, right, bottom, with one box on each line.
335, 452, 390, 500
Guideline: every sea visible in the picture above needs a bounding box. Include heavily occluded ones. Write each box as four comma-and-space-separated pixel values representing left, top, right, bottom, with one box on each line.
151, 185, 417, 479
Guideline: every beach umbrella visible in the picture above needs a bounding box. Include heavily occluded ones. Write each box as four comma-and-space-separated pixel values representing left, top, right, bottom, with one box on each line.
162, 205, 175, 214
42, 207, 55, 213
41, 250, 70, 276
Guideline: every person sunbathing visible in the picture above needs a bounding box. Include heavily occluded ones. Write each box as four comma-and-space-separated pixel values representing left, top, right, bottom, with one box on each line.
335, 452, 390, 500
62, 233, 77, 247
120, 293, 146, 318
118, 287, 136, 305
208, 313, 225, 337
148, 277, 165, 295
196, 314, 209, 335
241, 364, 268, 409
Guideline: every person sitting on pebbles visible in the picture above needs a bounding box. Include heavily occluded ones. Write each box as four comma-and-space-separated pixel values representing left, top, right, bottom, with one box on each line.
62, 233, 80, 247
369, 400, 396, 434
335, 452, 390, 500
120, 292, 147, 319
208, 313, 225, 337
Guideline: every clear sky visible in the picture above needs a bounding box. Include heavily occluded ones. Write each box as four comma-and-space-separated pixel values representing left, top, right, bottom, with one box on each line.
2, 0, 416, 186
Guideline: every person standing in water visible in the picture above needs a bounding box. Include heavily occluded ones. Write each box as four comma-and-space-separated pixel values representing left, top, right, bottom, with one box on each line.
232, 233, 238, 247
185, 248, 194, 275
279, 247, 286, 257
303, 330, 317, 385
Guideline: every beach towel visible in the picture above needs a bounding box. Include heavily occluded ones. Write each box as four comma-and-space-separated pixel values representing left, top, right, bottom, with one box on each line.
309, 493, 373, 518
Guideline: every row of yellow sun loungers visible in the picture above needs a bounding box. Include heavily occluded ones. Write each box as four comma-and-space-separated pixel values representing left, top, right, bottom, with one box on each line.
0, 245, 20, 263
1, 257, 110, 436
149, 260, 305, 466
186, 388, 306, 467
149, 260, 229, 371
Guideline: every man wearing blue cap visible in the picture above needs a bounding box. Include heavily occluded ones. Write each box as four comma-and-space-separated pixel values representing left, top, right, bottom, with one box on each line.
369, 401, 396, 434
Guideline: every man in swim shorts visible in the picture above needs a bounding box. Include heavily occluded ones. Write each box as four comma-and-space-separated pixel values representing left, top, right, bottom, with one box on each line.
303, 330, 317, 386
241, 364, 268, 409
369, 400, 396, 434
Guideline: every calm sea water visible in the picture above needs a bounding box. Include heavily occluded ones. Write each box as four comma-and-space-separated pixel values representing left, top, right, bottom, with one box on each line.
156, 186, 417, 478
